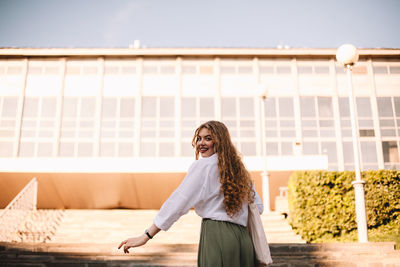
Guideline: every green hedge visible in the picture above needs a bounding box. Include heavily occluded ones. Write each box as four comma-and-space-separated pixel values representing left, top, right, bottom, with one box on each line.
288, 170, 400, 242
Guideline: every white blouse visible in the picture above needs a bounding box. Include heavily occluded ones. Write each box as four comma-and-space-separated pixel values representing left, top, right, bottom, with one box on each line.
153, 153, 264, 231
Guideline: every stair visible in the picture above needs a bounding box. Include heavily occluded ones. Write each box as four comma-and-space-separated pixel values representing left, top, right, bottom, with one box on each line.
1, 242, 399, 266
1, 210, 399, 266
48, 209, 305, 244
261, 213, 305, 244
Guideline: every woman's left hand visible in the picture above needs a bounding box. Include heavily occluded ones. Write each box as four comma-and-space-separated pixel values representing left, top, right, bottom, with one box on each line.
118, 235, 148, 254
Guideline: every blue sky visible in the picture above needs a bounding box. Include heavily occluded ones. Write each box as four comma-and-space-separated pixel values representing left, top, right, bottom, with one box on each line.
0, 0, 399, 48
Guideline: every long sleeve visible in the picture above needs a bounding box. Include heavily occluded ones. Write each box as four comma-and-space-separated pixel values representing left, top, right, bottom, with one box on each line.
153, 160, 208, 231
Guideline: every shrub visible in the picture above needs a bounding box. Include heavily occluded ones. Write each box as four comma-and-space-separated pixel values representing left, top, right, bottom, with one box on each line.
288, 170, 400, 242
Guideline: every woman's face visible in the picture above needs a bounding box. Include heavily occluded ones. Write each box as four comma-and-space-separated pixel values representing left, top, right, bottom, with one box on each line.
196, 127, 215, 158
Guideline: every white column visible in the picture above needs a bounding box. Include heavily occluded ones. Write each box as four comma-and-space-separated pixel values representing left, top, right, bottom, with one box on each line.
367, 59, 384, 169
214, 58, 221, 121
259, 97, 271, 212
175, 57, 182, 156
14, 59, 29, 157
292, 58, 303, 155
331, 59, 345, 171
93, 57, 105, 157
54, 58, 66, 157
134, 58, 143, 157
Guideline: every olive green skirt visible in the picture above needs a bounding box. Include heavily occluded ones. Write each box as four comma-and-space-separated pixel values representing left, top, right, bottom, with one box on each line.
198, 219, 254, 267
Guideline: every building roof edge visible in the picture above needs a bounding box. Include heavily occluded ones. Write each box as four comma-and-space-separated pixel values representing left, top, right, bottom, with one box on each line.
0, 47, 399, 57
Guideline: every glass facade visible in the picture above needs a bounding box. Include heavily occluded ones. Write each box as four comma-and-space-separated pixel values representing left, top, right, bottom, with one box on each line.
0, 54, 400, 171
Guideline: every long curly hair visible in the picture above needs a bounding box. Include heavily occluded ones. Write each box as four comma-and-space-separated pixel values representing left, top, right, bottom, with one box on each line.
192, 120, 254, 217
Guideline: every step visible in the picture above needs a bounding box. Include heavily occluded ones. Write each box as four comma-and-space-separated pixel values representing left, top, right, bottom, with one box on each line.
1, 242, 399, 267
47, 209, 305, 244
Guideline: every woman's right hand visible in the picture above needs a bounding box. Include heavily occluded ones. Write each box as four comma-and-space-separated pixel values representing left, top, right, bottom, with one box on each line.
118, 234, 149, 254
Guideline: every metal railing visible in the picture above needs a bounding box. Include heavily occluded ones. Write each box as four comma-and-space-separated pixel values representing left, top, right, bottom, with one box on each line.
0, 178, 38, 242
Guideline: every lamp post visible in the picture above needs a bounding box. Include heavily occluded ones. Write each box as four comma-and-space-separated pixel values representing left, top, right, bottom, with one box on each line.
258, 84, 271, 212
336, 44, 368, 242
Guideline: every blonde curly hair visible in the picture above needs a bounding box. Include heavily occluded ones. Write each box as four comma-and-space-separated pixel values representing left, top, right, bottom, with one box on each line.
192, 120, 254, 217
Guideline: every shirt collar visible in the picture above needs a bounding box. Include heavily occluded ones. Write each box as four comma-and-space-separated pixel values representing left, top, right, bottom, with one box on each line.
199, 153, 217, 161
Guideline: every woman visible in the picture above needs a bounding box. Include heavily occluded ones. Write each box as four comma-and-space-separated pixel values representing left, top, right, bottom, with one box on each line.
118, 120, 263, 266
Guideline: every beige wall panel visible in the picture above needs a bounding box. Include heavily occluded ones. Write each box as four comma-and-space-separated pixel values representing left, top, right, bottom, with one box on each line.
64, 77, 99, 96
336, 76, 372, 96
298, 76, 332, 96
0, 171, 293, 211
0, 172, 186, 209
181, 76, 218, 96
0, 59, 25, 95
142, 76, 178, 95
25, 76, 61, 96
0, 76, 23, 96
353, 76, 373, 96
260, 76, 295, 96
336, 78, 349, 96
220, 76, 257, 96
375, 76, 400, 96
103, 77, 139, 96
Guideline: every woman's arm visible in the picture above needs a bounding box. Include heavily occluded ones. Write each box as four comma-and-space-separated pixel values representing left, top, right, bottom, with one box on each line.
118, 223, 160, 254
118, 160, 206, 253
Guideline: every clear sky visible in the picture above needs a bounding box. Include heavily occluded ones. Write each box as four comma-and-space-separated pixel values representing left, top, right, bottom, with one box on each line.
0, 0, 399, 49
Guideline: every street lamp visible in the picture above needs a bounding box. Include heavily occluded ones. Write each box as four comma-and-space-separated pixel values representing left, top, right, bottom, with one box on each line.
257, 84, 271, 212
336, 44, 368, 242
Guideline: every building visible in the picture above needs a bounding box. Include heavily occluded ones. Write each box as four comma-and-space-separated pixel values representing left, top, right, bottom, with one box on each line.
0, 47, 399, 211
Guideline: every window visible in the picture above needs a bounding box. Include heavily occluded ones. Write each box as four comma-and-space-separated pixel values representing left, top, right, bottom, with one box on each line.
59, 97, 97, 157
360, 129, 375, 137
276, 66, 291, 74
336, 65, 346, 75
373, 66, 388, 74
264, 97, 295, 156
301, 96, 337, 169
104, 60, 137, 75
142, 63, 175, 75
19, 97, 57, 157
66, 61, 98, 76
28, 60, 60, 76
382, 141, 399, 164
301, 96, 335, 138
297, 64, 330, 75
220, 61, 253, 75
390, 66, 400, 74
352, 66, 368, 75
259, 60, 291, 75
100, 97, 135, 157
181, 97, 215, 156
340, 97, 376, 170
360, 141, 378, 170
222, 97, 256, 156
0, 97, 19, 157
343, 141, 354, 170
182, 65, 196, 74
377, 97, 400, 170
357, 97, 374, 138
373, 65, 400, 75
377, 97, 396, 137
339, 97, 352, 138
141, 96, 175, 157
